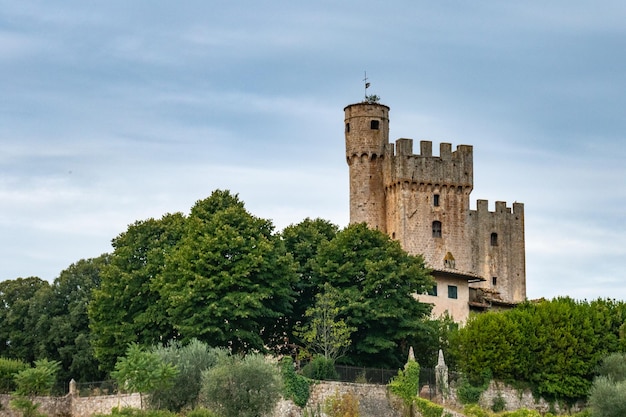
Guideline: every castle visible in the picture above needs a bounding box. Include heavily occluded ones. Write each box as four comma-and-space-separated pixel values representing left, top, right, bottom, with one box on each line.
344, 101, 526, 321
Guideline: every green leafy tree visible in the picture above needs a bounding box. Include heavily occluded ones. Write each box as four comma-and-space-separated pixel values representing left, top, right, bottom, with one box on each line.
111, 343, 178, 408
33, 256, 109, 383
150, 339, 227, 412
0, 277, 50, 363
295, 283, 355, 361
281, 218, 339, 327
0, 357, 29, 393
200, 353, 282, 417
89, 213, 186, 371
311, 223, 433, 367
155, 190, 297, 353
389, 359, 420, 416
588, 377, 626, 417
13, 359, 61, 396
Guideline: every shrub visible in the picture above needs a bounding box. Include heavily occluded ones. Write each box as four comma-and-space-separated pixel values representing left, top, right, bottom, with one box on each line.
462, 404, 491, 417
588, 376, 626, 417
301, 355, 338, 380
491, 392, 506, 412
388, 360, 420, 403
9, 397, 44, 417
95, 408, 177, 417
280, 357, 311, 407
200, 354, 282, 417
184, 407, 217, 417
324, 390, 359, 417
457, 369, 491, 404
0, 357, 29, 393
150, 340, 226, 411
414, 397, 444, 417
13, 359, 61, 396
595, 352, 626, 382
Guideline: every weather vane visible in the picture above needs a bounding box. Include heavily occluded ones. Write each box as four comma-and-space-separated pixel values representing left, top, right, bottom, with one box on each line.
363, 71, 379, 103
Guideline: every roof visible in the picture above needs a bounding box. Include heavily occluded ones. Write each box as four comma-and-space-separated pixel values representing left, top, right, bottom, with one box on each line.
431, 268, 486, 283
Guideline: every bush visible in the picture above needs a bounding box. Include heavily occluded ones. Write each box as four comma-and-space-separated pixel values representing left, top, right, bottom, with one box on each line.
13, 359, 61, 396
0, 357, 29, 393
491, 392, 506, 412
388, 360, 420, 405
184, 408, 217, 417
280, 357, 311, 407
457, 369, 491, 405
414, 397, 444, 417
9, 397, 44, 417
588, 376, 626, 417
200, 354, 282, 417
324, 390, 359, 417
596, 352, 626, 382
150, 340, 227, 411
301, 355, 338, 380
94, 408, 177, 417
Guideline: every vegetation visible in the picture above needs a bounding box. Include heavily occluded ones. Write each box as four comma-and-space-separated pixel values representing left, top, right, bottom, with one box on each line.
324, 390, 360, 417
588, 352, 626, 417
301, 355, 339, 380
280, 356, 311, 407
0, 357, 29, 393
454, 297, 626, 403
199, 353, 282, 417
388, 359, 420, 417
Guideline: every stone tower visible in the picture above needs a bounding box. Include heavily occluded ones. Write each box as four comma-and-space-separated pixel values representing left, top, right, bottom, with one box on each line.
344, 101, 526, 320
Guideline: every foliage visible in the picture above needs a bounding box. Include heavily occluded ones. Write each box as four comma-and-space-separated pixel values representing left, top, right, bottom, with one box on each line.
595, 352, 626, 382
94, 407, 178, 417
413, 397, 444, 417
323, 390, 359, 417
13, 359, 61, 396
155, 190, 298, 353
150, 340, 227, 412
0, 277, 50, 363
36, 255, 109, 384
462, 404, 490, 417
388, 360, 420, 406
301, 355, 339, 380
199, 353, 282, 417
0, 357, 29, 393
491, 391, 506, 412
410, 313, 458, 369
280, 356, 311, 407
456, 369, 491, 405
111, 343, 178, 409
311, 223, 433, 368
588, 376, 626, 417
455, 297, 626, 403
89, 214, 185, 371
295, 283, 355, 361
185, 408, 218, 417
281, 217, 338, 330
9, 397, 44, 417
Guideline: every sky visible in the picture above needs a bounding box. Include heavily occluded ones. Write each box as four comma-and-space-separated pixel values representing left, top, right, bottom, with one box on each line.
1, 1, 625, 301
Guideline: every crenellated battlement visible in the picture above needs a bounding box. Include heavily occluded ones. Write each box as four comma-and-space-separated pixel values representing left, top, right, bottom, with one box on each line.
384, 139, 473, 188
472, 200, 524, 217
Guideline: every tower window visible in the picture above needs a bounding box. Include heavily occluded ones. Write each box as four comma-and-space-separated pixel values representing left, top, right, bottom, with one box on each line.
492, 277, 497, 286
432, 221, 442, 238
370, 120, 380, 130
345, 123, 350, 132
448, 285, 458, 299
433, 194, 440, 207
491, 232, 498, 246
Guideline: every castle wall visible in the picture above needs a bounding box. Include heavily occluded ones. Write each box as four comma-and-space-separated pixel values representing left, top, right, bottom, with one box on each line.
468, 201, 526, 303
344, 101, 526, 309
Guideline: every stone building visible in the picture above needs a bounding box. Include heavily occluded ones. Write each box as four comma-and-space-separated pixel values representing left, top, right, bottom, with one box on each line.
344, 101, 526, 321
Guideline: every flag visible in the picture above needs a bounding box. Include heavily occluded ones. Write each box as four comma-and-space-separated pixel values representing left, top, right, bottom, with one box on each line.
365, 82, 371, 88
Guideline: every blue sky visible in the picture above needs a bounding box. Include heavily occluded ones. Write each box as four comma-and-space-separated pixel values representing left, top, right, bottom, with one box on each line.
1, 1, 625, 300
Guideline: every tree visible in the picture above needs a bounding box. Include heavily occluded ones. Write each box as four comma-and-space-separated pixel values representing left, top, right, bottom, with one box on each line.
588, 352, 626, 417
0, 277, 50, 363
200, 353, 282, 417
111, 343, 178, 408
295, 283, 354, 361
33, 256, 109, 383
281, 218, 339, 327
13, 359, 61, 396
311, 223, 434, 368
388, 359, 420, 416
89, 213, 186, 371
150, 339, 227, 412
155, 190, 297, 353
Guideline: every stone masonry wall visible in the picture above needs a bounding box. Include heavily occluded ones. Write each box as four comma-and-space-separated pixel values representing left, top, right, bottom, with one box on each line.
0, 393, 141, 417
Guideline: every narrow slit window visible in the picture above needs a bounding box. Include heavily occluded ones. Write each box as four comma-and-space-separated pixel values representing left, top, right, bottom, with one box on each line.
491, 232, 498, 246
432, 221, 442, 238
345, 123, 350, 133
433, 194, 440, 207
370, 120, 380, 130
492, 277, 497, 286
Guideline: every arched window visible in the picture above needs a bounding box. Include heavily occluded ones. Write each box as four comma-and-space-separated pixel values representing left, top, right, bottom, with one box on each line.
370, 120, 380, 130
432, 221, 442, 238
491, 232, 498, 246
